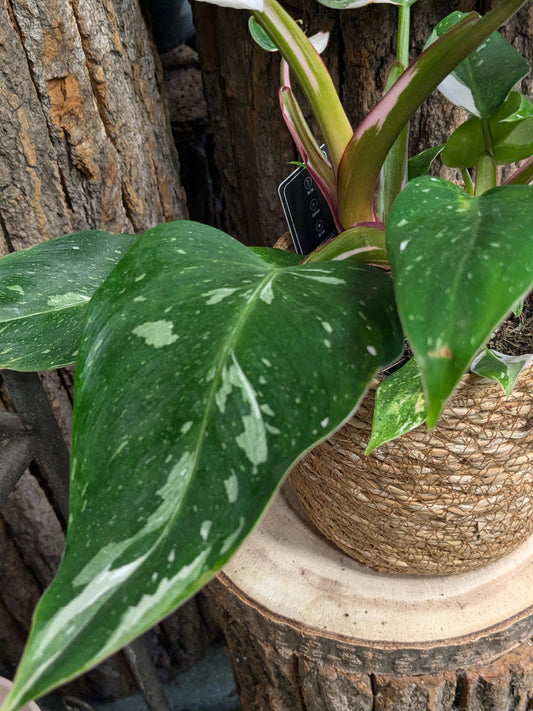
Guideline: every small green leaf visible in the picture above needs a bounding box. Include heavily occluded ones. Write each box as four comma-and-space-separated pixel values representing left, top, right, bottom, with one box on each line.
4, 221, 403, 711
443, 106, 533, 169
471, 348, 532, 395
491, 116, 533, 164
427, 11, 530, 118
337, 0, 528, 226
513, 298, 524, 317
442, 117, 485, 169
0, 231, 138, 371
407, 144, 445, 181
366, 358, 427, 453
494, 91, 533, 123
387, 178, 533, 426
248, 16, 278, 51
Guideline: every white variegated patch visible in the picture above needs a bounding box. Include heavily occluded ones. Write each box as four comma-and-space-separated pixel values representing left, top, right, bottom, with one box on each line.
195, 0, 263, 10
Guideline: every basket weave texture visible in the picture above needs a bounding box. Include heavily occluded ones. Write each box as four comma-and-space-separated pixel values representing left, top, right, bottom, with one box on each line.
290, 363, 533, 575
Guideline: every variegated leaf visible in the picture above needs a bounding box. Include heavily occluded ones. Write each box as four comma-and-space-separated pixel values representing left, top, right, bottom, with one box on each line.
387, 178, 533, 425
0, 231, 138, 371
366, 358, 426, 453
4, 221, 403, 711
471, 348, 532, 395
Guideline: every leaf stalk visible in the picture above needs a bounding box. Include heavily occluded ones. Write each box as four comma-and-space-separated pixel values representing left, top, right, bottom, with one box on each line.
252, 0, 352, 171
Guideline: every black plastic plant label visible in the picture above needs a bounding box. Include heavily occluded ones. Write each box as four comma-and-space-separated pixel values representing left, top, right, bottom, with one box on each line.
278, 163, 337, 255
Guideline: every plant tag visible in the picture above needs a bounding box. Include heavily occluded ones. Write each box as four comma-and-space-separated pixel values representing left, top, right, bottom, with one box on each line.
278, 163, 337, 254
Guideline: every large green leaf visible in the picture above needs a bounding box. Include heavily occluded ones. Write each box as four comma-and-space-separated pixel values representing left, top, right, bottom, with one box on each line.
407, 144, 445, 181
0, 231, 138, 371
426, 11, 530, 118
4, 221, 403, 711
441, 117, 485, 169
387, 178, 533, 426
491, 116, 533, 164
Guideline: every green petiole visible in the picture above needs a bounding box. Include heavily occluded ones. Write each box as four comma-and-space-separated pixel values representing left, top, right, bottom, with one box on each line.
252, 0, 352, 172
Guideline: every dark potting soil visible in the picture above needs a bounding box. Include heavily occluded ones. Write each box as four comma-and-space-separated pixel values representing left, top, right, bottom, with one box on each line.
488, 292, 533, 356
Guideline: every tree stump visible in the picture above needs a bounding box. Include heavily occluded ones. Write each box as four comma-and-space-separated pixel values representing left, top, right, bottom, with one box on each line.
207, 487, 533, 710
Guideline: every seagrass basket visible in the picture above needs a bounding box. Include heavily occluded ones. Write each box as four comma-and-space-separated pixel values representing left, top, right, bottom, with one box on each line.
290, 362, 533, 575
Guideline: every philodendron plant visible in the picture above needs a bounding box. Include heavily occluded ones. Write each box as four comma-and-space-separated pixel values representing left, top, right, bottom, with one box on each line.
1, 0, 533, 708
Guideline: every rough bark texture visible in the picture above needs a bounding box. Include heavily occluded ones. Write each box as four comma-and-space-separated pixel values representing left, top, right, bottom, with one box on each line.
159, 44, 225, 229
206, 487, 533, 711
208, 593, 533, 711
0, 0, 187, 253
0, 0, 218, 701
194, 0, 533, 246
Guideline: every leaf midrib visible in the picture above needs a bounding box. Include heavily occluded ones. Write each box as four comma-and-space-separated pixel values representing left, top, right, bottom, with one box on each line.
0, 300, 87, 324
163, 263, 281, 532
57, 261, 287, 662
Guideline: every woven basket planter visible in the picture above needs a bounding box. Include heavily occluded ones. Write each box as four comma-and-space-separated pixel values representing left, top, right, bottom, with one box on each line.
290, 362, 533, 575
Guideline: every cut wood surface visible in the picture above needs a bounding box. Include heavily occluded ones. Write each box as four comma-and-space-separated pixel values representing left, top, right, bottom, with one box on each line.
207, 486, 533, 710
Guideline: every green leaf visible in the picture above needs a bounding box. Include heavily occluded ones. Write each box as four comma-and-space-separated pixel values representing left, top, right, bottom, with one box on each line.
366, 358, 427, 453
443, 111, 533, 168
337, 0, 529, 226
407, 144, 445, 181
491, 116, 533, 164
0, 231, 138, 371
471, 347, 532, 395
387, 178, 533, 426
513, 298, 524, 317
427, 11, 530, 118
4, 221, 404, 711
494, 91, 533, 122
442, 117, 485, 169
248, 16, 278, 51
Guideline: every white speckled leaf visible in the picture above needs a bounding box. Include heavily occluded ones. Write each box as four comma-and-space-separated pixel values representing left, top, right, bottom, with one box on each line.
387, 178, 533, 426
471, 348, 532, 395
5, 221, 403, 711
0, 231, 138, 371
427, 11, 530, 118
366, 358, 426, 453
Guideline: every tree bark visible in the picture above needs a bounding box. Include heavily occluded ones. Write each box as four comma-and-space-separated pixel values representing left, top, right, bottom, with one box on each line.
194, 0, 533, 246
0, 0, 217, 700
0, 0, 187, 253
206, 488, 533, 711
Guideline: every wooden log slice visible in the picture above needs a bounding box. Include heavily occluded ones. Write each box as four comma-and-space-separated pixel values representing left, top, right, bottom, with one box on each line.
207, 487, 533, 710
